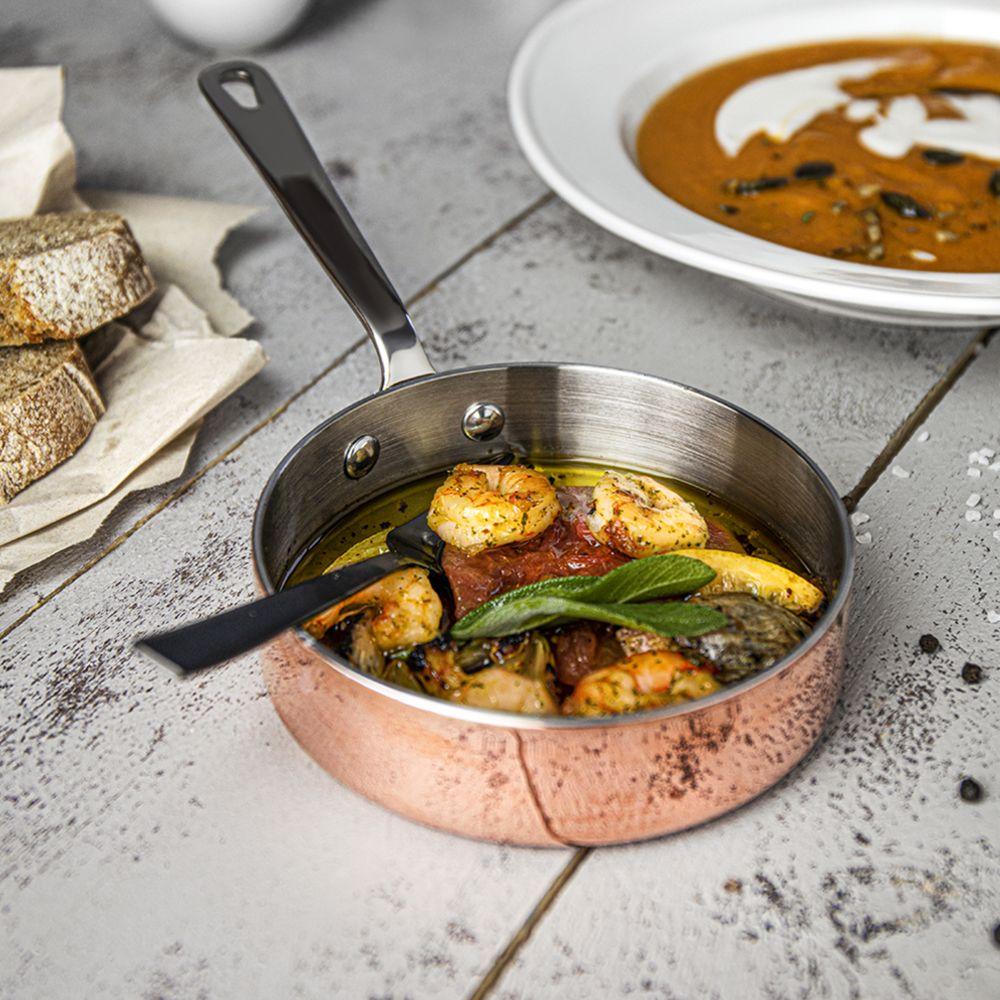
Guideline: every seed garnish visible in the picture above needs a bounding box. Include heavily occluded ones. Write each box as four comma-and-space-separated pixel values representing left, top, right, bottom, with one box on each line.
921, 148, 964, 165
881, 191, 933, 219
794, 160, 835, 180
725, 176, 789, 195
801, 210, 816, 223
989, 170, 1000, 198
861, 208, 882, 244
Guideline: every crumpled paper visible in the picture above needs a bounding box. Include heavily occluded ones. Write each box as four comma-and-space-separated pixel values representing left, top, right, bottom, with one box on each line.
0, 67, 80, 218
84, 189, 255, 338
0, 66, 266, 592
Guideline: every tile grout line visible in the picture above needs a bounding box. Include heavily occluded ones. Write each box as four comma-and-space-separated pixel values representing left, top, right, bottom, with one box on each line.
466, 322, 998, 1000
843, 325, 994, 510
0, 192, 555, 642
466, 848, 591, 1000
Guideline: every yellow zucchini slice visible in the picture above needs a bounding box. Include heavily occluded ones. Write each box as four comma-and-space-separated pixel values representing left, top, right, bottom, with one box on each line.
671, 549, 824, 614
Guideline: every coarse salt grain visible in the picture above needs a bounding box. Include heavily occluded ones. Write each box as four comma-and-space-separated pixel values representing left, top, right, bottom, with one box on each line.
991, 461, 1000, 473
968, 468, 982, 478
967, 494, 981, 507
994, 529, 1000, 542
891, 466, 910, 479
850, 512, 870, 526
982, 448, 996, 459
989, 611, 1000, 624
917, 430, 930, 442
994, 509, 1000, 520
855, 532, 872, 545
966, 510, 982, 522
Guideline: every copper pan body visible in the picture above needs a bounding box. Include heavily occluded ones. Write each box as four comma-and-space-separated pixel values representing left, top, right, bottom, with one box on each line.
253, 364, 853, 846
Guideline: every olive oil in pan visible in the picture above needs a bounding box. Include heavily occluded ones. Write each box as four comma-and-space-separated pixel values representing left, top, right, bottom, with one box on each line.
288, 461, 807, 586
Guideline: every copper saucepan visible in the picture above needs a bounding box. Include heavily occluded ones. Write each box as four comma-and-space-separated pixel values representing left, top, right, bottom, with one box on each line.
198, 62, 854, 847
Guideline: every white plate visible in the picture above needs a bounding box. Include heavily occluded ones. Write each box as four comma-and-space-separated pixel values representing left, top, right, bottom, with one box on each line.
508, 0, 1000, 327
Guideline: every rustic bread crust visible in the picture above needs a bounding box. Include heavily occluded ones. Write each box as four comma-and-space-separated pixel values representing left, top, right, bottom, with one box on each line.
0, 211, 155, 346
0, 341, 104, 502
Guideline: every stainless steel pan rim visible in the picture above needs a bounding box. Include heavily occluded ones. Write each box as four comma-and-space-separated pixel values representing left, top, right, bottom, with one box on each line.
251, 359, 855, 732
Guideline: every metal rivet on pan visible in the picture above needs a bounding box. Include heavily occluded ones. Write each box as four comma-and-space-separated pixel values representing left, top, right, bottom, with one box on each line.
344, 434, 380, 479
462, 402, 505, 441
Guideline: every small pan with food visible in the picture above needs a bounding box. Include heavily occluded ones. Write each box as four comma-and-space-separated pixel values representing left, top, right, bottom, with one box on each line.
140, 62, 853, 846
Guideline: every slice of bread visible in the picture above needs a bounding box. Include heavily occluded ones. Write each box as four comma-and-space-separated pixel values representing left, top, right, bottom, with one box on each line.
0, 341, 104, 502
0, 211, 155, 346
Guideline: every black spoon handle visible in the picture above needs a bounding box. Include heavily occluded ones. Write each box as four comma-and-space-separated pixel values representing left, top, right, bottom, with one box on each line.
136, 552, 407, 676
198, 61, 433, 390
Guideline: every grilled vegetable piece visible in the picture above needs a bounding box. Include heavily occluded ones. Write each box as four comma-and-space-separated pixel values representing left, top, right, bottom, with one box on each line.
618, 593, 810, 684
416, 640, 557, 715
669, 548, 823, 613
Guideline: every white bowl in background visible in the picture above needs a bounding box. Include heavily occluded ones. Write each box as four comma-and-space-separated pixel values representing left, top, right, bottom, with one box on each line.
147, 0, 312, 51
509, 0, 1000, 327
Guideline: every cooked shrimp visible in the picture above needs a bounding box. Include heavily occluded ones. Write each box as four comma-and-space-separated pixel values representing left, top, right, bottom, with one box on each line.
586, 471, 709, 558
304, 567, 442, 649
669, 549, 824, 614
428, 464, 560, 553
418, 645, 557, 714
561, 650, 720, 716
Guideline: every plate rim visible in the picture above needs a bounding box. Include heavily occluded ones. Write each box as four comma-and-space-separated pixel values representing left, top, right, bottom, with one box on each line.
508, 0, 1000, 319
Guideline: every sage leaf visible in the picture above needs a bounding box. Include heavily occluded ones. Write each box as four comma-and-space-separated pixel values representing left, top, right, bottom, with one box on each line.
573, 554, 716, 603
450, 555, 724, 640
451, 593, 726, 640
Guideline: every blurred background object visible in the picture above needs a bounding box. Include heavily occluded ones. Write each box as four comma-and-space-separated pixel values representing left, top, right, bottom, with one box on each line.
146, 0, 313, 50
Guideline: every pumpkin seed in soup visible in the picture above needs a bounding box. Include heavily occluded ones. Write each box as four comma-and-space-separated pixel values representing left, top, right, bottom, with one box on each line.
794, 160, 835, 180
921, 149, 965, 165
881, 191, 933, 220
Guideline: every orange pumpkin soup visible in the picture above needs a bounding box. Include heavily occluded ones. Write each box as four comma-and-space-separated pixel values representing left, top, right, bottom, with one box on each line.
636, 39, 1000, 272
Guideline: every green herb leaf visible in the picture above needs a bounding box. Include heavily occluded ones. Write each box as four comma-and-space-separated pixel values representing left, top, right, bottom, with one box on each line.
572, 555, 717, 603
450, 555, 723, 640
451, 594, 726, 640
451, 555, 715, 636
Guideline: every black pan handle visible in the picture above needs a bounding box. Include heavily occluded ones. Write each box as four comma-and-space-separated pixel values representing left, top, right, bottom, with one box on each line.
198, 61, 434, 390
136, 552, 407, 676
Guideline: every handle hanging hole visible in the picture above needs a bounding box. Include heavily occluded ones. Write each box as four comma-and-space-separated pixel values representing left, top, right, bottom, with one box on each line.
220, 70, 260, 109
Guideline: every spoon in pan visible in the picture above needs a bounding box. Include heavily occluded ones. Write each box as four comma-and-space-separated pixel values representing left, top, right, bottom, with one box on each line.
136, 455, 511, 677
